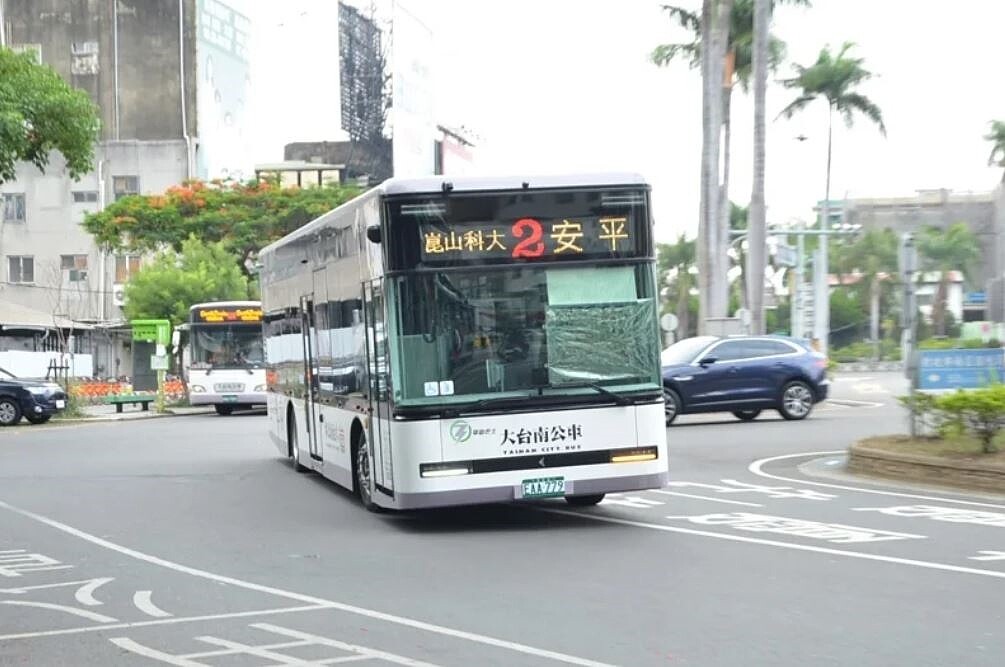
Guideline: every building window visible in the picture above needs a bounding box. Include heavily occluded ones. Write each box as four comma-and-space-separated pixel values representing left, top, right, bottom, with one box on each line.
113, 176, 139, 201
2, 193, 26, 222
72, 191, 99, 204
8, 256, 35, 284
11, 43, 42, 63
61, 254, 89, 283
115, 255, 141, 283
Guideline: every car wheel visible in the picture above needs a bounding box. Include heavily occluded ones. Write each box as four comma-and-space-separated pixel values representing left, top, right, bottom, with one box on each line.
0, 398, 22, 426
565, 494, 605, 507
215, 404, 234, 416
732, 410, 762, 422
663, 387, 681, 426
26, 414, 52, 425
778, 381, 814, 420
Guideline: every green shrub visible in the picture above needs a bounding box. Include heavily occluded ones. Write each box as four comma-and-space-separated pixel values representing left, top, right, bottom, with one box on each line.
933, 385, 1005, 454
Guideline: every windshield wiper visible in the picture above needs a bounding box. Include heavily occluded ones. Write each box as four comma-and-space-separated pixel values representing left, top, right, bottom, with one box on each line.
546, 382, 634, 406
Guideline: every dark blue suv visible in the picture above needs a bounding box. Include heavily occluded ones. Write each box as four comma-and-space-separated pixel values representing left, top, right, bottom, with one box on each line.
661, 335, 829, 425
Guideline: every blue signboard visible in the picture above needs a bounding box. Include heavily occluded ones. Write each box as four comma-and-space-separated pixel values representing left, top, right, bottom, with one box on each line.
918, 348, 1005, 390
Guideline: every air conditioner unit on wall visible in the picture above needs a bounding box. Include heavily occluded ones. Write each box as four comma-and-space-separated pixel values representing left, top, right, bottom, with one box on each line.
112, 284, 126, 307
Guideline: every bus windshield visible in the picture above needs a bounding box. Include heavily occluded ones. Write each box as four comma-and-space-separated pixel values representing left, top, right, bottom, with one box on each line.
388, 263, 660, 406
190, 324, 265, 369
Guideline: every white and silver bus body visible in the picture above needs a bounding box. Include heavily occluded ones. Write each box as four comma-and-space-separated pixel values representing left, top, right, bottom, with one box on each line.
186, 301, 267, 413
259, 174, 668, 510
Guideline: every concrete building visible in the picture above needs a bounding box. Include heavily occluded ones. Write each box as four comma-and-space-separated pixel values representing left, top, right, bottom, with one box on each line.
841, 187, 1004, 302
0, 0, 250, 377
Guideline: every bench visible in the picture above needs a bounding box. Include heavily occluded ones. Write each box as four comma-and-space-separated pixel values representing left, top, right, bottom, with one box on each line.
106, 395, 155, 413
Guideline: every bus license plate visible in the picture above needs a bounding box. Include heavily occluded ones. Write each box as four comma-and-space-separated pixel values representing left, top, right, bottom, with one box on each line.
521, 477, 566, 499
222, 395, 238, 403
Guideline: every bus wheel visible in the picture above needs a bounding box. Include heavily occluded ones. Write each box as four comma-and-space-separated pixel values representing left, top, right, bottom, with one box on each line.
353, 431, 381, 512
565, 494, 605, 507
288, 408, 308, 473
215, 404, 234, 416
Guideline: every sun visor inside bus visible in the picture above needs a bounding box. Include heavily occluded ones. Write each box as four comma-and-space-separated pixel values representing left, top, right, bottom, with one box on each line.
544, 268, 658, 383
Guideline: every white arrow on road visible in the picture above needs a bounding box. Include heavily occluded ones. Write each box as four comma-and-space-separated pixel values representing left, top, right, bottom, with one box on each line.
969, 550, 1005, 562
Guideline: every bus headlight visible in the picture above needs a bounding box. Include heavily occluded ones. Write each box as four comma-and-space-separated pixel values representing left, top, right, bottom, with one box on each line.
610, 447, 658, 463
254, 385, 266, 392
191, 385, 206, 393
420, 463, 472, 478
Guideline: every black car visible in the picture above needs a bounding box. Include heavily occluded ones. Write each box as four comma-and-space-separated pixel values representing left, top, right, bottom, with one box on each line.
0, 367, 68, 426
661, 335, 830, 425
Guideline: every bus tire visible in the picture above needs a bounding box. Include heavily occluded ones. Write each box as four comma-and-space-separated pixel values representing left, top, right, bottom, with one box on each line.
215, 404, 234, 416
288, 406, 308, 473
565, 494, 605, 507
352, 428, 382, 513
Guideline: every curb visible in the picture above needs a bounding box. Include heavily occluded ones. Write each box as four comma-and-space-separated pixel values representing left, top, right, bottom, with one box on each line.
53, 408, 215, 424
848, 438, 1005, 494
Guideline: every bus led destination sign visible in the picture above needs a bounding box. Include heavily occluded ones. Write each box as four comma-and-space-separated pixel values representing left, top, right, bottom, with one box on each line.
196, 307, 263, 324
419, 215, 639, 263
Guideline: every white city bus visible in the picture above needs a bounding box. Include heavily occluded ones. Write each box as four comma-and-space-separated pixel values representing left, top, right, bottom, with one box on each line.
258, 174, 668, 511
185, 301, 267, 415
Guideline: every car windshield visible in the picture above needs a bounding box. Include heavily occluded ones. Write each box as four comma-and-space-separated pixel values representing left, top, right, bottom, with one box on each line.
387, 264, 661, 406
661, 336, 718, 366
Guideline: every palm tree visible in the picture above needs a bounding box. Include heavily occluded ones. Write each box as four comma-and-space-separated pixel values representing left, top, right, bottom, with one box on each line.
747, 0, 769, 334
778, 42, 886, 351
838, 229, 898, 359
919, 223, 980, 337
653, 0, 808, 332
985, 120, 1005, 182
660, 235, 697, 338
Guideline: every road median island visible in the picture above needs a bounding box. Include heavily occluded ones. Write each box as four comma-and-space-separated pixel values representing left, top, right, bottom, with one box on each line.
849, 436, 1005, 494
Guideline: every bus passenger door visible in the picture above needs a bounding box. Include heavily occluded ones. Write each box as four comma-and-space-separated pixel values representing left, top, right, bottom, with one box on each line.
363, 279, 393, 495
299, 295, 321, 462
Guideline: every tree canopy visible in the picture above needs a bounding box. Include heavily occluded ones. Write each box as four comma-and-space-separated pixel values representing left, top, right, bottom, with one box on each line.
985, 119, 1005, 180
779, 41, 886, 135
83, 180, 361, 274
123, 237, 254, 326
0, 47, 100, 183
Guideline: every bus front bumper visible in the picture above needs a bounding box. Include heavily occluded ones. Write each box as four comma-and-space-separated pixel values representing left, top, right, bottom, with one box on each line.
189, 391, 268, 406
377, 470, 669, 511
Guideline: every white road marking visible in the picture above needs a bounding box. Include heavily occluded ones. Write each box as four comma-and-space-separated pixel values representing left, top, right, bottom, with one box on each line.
134, 590, 172, 618
663, 512, 926, 544
969, 551, 1005, 562
540, 508, 1005, 580
0, 599, 118, 623
748, 451, 1005, 510
109, 638, 205, 667
0, 604, 330, 641
75, 577, 113, 606
254, 623, 444, 666
652, 490, 764, 507
852, 505, 1005, 528
599, 495, 664, 509
826, 398, 885, 408
833, 377, 874, 383
0, 499, 615, 667
0, 549, 73, 577
0, 577, 112, 606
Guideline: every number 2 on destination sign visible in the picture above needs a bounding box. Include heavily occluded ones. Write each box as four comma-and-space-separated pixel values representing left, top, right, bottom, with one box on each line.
511, 218, 544, 258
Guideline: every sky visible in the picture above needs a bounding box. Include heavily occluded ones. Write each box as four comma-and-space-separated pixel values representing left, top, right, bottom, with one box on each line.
236, 0, 1005, 243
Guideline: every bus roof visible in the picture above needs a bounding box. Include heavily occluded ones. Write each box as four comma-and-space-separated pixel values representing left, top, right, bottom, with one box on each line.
377, 172, 649, 196
188, 301, 261, 311
258, 172, 650, 259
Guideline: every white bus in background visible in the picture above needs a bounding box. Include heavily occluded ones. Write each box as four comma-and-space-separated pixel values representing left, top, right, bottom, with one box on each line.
185, 301, 267, 415
258, 173, 668, 511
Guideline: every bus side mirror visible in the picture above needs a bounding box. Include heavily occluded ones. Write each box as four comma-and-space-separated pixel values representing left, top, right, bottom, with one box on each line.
366, 225, 382, 244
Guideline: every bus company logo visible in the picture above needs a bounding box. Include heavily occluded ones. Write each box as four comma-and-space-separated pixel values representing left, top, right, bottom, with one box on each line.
449, 420, 472, 443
